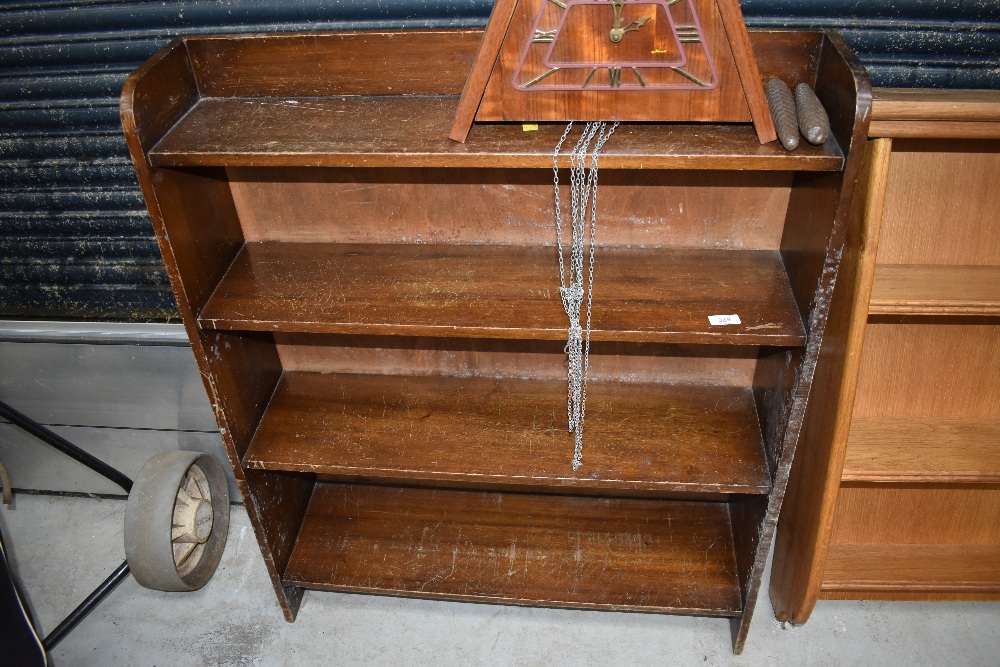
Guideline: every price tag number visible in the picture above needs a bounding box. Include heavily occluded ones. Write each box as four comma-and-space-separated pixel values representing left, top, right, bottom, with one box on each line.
708, 314, 742, 326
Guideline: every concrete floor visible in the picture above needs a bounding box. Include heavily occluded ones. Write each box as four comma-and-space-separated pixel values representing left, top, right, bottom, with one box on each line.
2, 494, 997, 667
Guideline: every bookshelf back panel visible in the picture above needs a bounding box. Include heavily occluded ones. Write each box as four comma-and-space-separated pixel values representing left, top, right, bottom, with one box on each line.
852, 323, 1000, 419
227, 167, 791, 249
274, 333, 760, 386
879, 139, 1000, 266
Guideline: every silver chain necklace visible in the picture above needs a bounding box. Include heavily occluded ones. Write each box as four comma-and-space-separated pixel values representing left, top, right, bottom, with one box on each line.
553, 120, 619, 470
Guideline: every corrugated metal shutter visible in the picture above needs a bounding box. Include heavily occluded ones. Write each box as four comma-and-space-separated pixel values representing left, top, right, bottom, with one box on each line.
1, 0, 997, 322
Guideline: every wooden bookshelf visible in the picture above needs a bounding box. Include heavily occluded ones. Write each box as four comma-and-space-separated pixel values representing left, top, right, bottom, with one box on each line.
121, 28, 870, 654
770, 90, 1000, 622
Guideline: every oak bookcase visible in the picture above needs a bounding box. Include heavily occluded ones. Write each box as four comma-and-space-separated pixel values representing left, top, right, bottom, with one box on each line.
121, 28, 869, 653
771, 90, 1000, 622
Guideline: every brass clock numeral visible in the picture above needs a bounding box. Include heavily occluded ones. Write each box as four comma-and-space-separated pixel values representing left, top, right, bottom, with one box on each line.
676, 25, 701, 44
667, 0, 683, 6
608, 67, 622, 88
582, 68, 598, 88
671, 67, 710, 87
523, 67, 560, 88
632, 67, 647, 87
533, 29, 557, 43
548, 0, 567, 7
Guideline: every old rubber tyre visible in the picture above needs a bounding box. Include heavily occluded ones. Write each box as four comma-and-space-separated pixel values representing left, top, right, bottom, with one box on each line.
124, 451, 230, 592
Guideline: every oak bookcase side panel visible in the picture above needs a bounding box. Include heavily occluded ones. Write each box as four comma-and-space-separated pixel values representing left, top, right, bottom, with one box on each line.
768, 139, 893, 623
731, 31, 871, 651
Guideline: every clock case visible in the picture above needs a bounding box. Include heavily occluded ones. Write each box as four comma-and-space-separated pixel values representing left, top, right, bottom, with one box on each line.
450, 0, 777, 142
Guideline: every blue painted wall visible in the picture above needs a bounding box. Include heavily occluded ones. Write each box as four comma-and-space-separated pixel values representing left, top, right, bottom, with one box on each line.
1, 1, 997, 320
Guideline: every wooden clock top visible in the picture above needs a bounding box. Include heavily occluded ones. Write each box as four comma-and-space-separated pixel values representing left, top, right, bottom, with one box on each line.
450, 0, 776, 143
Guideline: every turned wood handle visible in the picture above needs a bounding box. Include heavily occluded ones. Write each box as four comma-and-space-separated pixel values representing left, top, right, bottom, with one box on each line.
794, 83, 832, 145
765, 79, 799, 151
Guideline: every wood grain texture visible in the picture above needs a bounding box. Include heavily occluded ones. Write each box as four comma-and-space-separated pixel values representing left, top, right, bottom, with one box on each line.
731, 30, 870, 650
243, 371, 770, 495
150, 96, 843, 170
715, 0, 776, 143
121, 41, 306, 621
284, 482, 743, 615
476, 0, 751, 123
869, 121, 1000, 140
185, 31, 483, 98
274, 334, 759, 387
121, 28, 870, 649
869, 265, 1000, 315
831, 484, 1000, 545
768, 138, 892, 624
822, 543, 1000, 593
877, 139, 1000, 266
872, 89, 1000, 123
120, 38, 199, 154
450, 0, 519, 141
844, 418, 1000, 483
226, 167, 792, 249
852, 324, 1000, 419
198, 243, 805, 345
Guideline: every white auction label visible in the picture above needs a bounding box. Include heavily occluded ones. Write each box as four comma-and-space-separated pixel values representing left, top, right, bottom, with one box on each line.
708, 314, 742, 326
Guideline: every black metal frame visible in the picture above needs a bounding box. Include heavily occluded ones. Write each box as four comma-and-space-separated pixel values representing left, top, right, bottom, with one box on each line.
0, 400, 133, 650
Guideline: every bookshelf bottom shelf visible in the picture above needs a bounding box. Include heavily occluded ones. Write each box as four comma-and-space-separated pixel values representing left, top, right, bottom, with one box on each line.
283, 482, 744, 616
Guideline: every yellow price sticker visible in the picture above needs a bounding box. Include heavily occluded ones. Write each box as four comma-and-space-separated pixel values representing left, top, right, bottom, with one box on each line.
522, 123, 539, 132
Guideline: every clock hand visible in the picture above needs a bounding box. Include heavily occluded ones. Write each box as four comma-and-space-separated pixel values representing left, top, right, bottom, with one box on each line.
608, 2, 652, 43
621, 16, 651, 33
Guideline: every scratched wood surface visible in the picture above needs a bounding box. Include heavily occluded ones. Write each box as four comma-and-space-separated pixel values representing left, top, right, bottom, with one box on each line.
120, 27, 871, 648
150, 96, 843, 170
184, 30, 483, 97
243, 371, 770, 495
198, 243, 805, 345
284, 482, 743, 615
274, 334, 760, 386
226, 167, 793, 250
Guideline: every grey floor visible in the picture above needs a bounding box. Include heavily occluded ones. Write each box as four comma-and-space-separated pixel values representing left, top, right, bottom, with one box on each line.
2, 494, 997, 666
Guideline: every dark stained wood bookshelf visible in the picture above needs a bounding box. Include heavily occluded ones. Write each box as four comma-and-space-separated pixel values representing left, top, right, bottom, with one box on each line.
121, 28, 870, 654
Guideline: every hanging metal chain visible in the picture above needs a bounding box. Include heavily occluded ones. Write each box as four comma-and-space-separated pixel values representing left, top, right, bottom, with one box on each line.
553, 120, 620, 470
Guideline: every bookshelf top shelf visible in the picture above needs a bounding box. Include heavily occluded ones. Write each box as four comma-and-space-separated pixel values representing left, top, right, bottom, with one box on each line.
126, 29, 848, 171
149, 95, 844, 170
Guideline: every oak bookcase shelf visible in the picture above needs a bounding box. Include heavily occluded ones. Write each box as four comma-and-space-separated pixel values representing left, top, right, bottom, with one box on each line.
242, 371, 770, 495
771, 90, 1000, 620
198, 243, 806, 345
122, 28, 869, 654
869, 264, 1000, 316
149, 96, 844, 171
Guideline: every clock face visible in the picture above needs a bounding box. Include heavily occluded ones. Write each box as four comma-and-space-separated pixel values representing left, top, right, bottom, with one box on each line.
474, 0, 753, 122
513, 0, 718, 91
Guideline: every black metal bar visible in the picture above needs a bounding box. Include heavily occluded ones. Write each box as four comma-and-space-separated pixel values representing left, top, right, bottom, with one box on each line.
0, 400, 132, 493
42, 561, 131, 650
